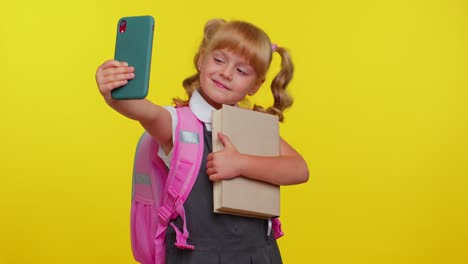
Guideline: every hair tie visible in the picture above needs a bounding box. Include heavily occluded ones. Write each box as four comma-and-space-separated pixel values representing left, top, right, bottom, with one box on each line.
271, 43, 277, 52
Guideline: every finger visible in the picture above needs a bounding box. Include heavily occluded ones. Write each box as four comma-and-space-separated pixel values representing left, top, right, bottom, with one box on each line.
208, 173, 221, 181
111, 72, 135, 82
101, 66, 135, 79
100, 80, 129, 92
206, 153, 214, 161
107, 60, 129, 68
96, 64, 132, 85
97, 61, 132, 80
97, 72, 133, 91
98, 60, 127, 71
206, 160, 213, 170
99, 72, 134, 86
206, 167, 214, 176
218, 132, 233, 147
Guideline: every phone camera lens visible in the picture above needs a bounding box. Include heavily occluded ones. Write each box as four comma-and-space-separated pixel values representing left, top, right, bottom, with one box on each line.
119, 20, 127, 33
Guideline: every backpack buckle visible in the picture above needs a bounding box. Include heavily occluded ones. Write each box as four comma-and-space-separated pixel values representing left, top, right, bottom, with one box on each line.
158, 206, 171, 224
167, 186, 180, 202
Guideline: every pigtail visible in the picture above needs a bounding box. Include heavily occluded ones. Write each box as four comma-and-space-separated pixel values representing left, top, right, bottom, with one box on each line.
253, 46, 294, 122
174, 19, 226, 107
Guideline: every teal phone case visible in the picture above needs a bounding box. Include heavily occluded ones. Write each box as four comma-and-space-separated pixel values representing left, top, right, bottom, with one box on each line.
112, 16, 154, 100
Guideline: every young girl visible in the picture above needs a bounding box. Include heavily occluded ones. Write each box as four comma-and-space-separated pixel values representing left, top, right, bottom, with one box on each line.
96, 18, 309, 264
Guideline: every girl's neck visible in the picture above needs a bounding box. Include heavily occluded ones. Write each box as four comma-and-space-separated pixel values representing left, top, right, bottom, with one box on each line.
197, 88, 223, 109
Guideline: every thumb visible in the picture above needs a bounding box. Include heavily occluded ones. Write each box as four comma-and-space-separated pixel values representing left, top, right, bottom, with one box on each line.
217, 132, 233, 147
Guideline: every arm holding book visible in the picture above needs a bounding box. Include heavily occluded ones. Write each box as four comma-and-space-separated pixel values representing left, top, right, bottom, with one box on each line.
206, 132, 309, 186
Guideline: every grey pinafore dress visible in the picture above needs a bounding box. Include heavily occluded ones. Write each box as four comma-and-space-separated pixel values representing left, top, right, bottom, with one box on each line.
165, 126, 282, 264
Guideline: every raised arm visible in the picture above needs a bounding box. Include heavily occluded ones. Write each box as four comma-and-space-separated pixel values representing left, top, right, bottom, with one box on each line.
206, 133, 309, 186
95, 60, 173, 151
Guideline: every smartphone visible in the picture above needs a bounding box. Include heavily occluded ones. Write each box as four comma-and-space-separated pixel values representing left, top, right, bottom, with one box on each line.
112, 16, 155, 100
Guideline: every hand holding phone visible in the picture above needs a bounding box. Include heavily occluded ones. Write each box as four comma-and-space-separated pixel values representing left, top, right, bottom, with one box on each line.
112, 16, 155, 100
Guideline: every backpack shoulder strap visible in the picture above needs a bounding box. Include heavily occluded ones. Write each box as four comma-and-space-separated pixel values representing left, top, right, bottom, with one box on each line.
154, 106, 204, 262
167, 106, 204, 204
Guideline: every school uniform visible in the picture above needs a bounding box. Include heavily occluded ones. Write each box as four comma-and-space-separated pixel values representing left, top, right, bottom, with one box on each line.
159, 91, 282, 264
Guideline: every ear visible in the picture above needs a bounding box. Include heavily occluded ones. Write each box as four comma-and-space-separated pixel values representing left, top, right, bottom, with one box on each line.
197, 49, 205, 71
248, 78, 265, 96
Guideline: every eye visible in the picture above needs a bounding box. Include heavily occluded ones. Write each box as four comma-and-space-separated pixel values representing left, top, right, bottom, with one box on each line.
237, 68, 248, 76
213, 57, 224, 64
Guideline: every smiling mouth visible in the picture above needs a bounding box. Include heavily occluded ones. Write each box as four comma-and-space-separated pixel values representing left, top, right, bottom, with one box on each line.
213, 79, 229, 90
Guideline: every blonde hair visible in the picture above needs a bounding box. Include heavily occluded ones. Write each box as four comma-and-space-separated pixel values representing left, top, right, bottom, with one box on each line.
174, 19, 294, 122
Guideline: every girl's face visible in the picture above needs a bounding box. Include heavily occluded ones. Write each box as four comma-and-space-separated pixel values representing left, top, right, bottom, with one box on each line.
197, 48, 263, 109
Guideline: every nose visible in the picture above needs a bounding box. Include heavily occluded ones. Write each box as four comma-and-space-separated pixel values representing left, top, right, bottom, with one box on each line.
220, 65, 233, 81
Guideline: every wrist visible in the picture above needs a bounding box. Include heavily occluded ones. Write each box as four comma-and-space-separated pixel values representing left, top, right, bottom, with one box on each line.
237, 153, 248, 176
104, 95, 115, 104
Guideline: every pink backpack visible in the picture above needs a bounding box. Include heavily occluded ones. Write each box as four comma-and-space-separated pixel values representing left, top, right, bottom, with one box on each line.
130, 106, 283, 264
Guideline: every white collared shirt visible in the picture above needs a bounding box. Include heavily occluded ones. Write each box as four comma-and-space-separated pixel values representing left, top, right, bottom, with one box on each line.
157, 90, 216, 167
189, 89, 216, 132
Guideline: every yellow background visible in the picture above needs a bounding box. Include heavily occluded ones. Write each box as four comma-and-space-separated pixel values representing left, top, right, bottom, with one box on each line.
1, 0, 467, 263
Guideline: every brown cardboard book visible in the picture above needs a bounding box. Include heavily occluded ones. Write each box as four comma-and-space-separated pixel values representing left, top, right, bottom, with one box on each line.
212, 104, 280, 219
